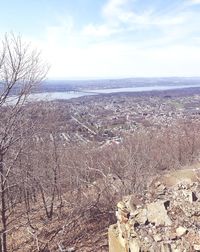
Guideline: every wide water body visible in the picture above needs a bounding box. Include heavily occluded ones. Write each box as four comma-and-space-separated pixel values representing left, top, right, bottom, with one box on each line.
28, 84, 200, 102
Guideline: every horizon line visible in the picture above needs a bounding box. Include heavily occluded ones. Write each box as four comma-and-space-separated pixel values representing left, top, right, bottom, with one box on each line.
45, 76, 200, 82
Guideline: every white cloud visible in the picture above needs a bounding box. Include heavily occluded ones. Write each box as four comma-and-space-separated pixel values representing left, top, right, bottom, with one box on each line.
45, 16, 75, 46
25, 0, 200, 79
41, 39, 200, 79
82, 24, 117, 37
188, 0, 200, 4
102, 0, 131, 20
81, 0, 187, 41
103, 0, 186, 27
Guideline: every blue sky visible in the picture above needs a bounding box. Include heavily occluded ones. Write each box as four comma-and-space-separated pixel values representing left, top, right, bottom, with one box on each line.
1, 0, 200, 79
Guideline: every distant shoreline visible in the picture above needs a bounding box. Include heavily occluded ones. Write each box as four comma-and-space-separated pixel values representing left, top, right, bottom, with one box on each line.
29, 85, 200, 102
36, 77, 200, 94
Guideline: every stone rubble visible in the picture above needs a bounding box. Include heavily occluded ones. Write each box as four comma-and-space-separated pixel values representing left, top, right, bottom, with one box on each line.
109, 178, 200, 252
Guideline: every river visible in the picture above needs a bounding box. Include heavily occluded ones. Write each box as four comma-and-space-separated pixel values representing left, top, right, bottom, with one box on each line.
27, 84, 200, 102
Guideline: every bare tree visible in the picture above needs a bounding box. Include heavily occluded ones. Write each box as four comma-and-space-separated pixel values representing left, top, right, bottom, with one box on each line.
0, 33, 48, 252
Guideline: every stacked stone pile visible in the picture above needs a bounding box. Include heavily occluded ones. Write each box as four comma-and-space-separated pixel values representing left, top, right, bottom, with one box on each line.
109, 175, 200, 252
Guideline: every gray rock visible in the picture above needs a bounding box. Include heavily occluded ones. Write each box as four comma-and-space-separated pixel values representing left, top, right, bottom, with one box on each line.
147, 201, 172, 226
135, 208, 147, 225
176, 226, 187, 237
194, 244, 200, 251
129, 238, 140, 252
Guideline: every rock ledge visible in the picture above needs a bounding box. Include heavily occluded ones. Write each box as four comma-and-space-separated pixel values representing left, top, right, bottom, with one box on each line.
109, 169, 200, 252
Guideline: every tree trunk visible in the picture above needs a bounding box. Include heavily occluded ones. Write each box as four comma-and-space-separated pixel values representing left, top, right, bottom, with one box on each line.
0, 155, 7, 252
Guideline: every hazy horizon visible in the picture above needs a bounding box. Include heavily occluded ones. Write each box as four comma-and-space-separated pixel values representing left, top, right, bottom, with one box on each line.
46, 76, 200, 82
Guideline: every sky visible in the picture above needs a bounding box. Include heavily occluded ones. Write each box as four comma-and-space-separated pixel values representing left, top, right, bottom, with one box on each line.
1, 0, 200, 79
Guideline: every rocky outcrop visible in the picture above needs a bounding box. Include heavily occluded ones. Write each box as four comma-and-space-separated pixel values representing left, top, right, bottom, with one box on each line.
109, 169, 200, 252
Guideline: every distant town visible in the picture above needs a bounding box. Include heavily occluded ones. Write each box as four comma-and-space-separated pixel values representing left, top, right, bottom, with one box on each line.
34, 83, 200, 147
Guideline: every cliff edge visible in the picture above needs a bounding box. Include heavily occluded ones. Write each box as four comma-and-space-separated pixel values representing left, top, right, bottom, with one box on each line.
109, 168, 200, 252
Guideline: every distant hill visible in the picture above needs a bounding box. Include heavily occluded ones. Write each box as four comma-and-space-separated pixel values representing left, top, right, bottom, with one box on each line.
37, 77, 200, 93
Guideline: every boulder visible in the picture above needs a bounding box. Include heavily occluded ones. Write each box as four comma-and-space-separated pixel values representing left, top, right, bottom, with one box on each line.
147, 201, 172, 226
176, 226, 187, 237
